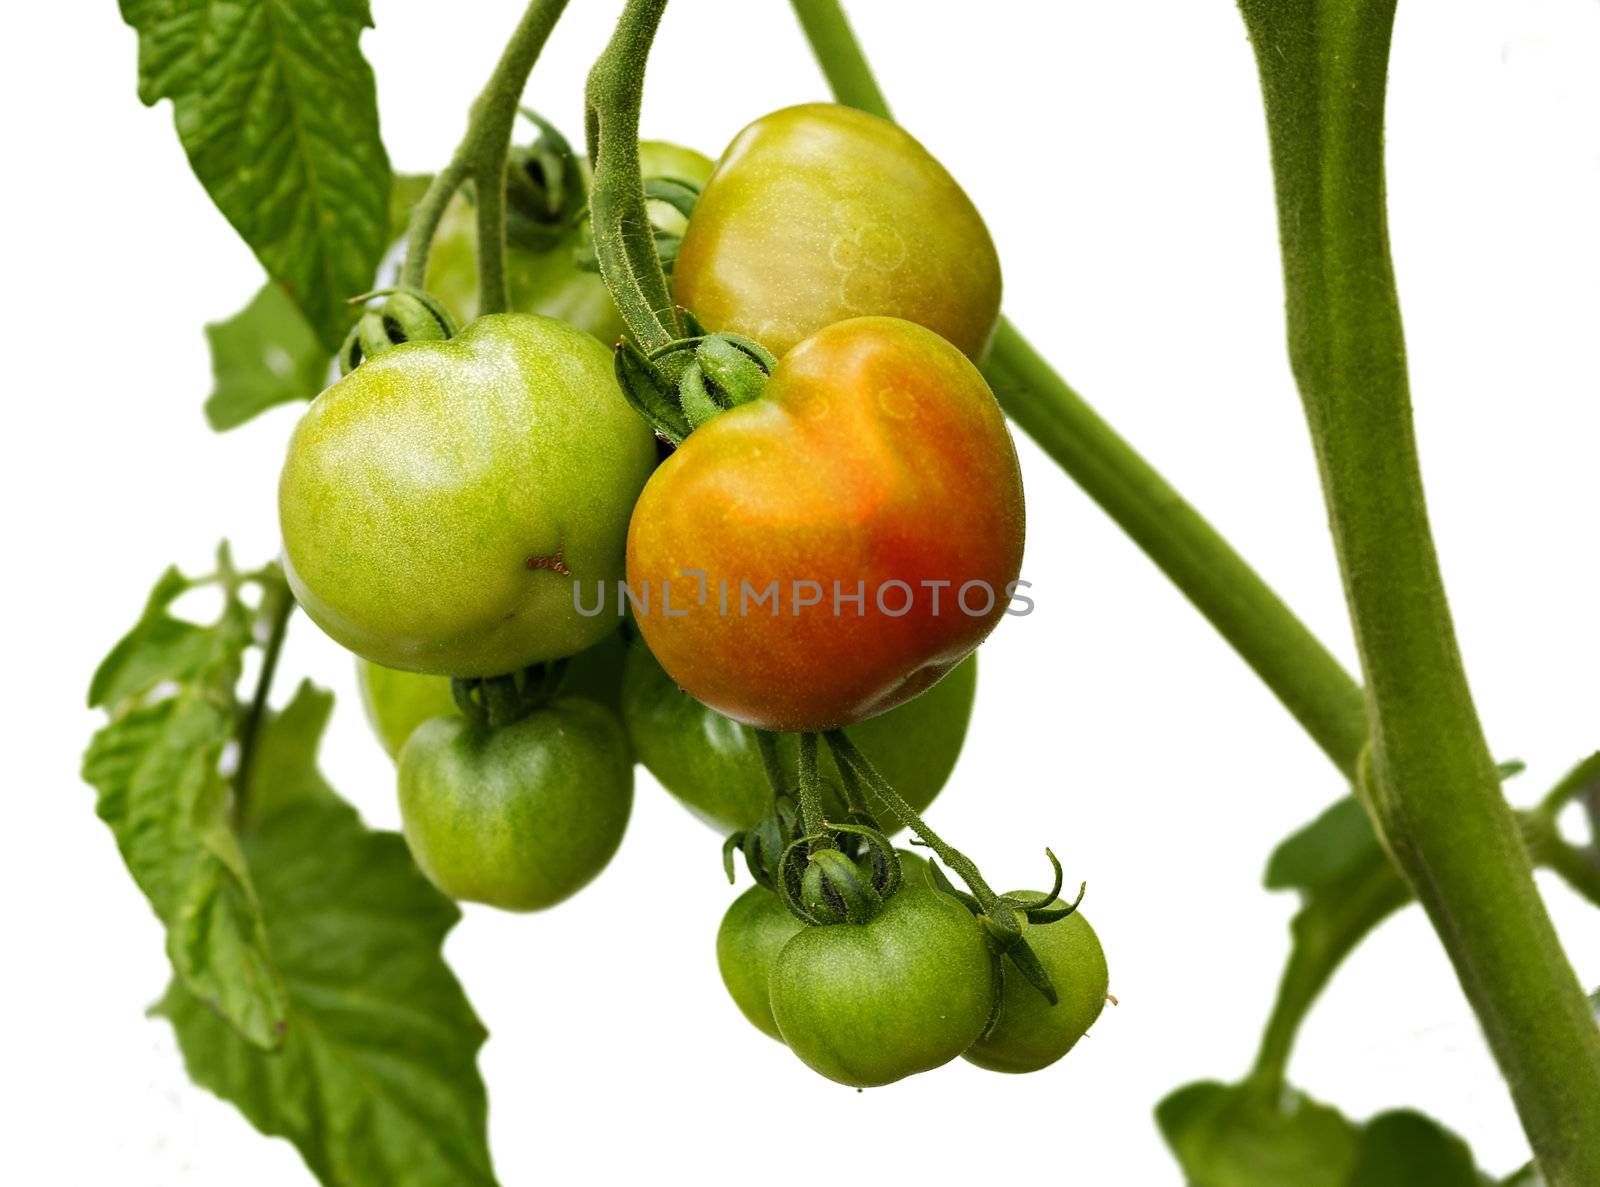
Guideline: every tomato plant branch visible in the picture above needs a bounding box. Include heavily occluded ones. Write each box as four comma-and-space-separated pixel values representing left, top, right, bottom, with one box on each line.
399, 0, 569, 312
585, 0, 679, 352
233, 573, 294, 818
787, 0, 1369, 781
1248, 862, 1410, 1094
1240, 2, 1600, 1179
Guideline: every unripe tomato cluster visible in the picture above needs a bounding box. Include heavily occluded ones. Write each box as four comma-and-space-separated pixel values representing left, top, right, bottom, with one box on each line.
278, 104, 1110, 1084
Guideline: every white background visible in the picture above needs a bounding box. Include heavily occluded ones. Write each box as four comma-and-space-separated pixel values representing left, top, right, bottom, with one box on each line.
4, 1, 1598, 1182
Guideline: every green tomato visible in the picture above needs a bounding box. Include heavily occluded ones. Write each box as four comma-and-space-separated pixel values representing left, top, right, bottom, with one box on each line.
426, 141, 715, 338
674, 104, 1001, 362
358, 660, 460, 759
620, 641, 976, 834
280, 313, 655, 676
769, 884, 993, 1087
716, 885, 805, 1041
963, 898, 1109, 1074
397, 698, 633, 911
356, 628, 633, 759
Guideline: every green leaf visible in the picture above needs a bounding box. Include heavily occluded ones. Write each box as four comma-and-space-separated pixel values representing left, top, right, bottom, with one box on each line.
1266, 795, 1383, 893
83, 692, 288, 1050
1158, 1083, 1493, 1187
158, 793, 496, 1186
1347, 1111, 1488, 1187
1157, 1081, 1360, 1187
87, 563, 251, 708
204, 283, 330, 431
119, 0, 391, 351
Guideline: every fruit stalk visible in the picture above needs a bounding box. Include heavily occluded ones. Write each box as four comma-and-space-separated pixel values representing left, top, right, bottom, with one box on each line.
400, 0, 571, 312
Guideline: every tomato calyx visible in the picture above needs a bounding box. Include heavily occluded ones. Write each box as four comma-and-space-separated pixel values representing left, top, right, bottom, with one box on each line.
338, 286, 457, 375
450, 660, 570, 730
614, 313, 778, 444
504, 109, 586, 253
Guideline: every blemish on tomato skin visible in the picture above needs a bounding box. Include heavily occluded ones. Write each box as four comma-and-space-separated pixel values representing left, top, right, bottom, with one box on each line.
526, 549, 572, 577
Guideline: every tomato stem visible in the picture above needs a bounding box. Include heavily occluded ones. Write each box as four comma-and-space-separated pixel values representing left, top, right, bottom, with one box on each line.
399, 0, 570, 312
584, 0, 680, 352
1240, 0, 1600, 1174
232, 575, 294, 822
795, 732, 826, 848
754, 730, 787, 804
823, 730, 1001, 913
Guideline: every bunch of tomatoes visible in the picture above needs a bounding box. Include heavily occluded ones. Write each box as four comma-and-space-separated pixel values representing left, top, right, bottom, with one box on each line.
277, 103, 1109, 1088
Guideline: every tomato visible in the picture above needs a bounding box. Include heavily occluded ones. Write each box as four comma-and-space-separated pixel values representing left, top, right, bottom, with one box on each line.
396, 697, 633, 910
626, 316, 1024, 732
769, 883, 994, 1086
280, 313, 655, 676
674, 103, 1001, 362
716, 849, 929, 1042
621, 640, 976, 832
964, 899, 1109, 1074
427, 141, 714, 340
358, 660, 460, 759
716, 885, 805, 1040
357, 628, 632, 759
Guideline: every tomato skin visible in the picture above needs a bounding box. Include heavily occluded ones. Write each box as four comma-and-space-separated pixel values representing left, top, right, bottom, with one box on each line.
427, 141, 714, 339
769, 884, 994, 1087
626, 316, 1024, 732
357, 629, 632, 759
396, 698, 633, 911
358, 660, 461, 759
280, 313, 655, 676
716, 886, 806, 1040
674, 104, 1001, 362
963, 899, 1109, 1074
621, 641, 976, 833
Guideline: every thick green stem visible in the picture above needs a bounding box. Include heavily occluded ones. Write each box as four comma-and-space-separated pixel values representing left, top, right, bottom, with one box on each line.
1241, 2, 1600, 1179
400, 0, 569, 311
754, 730, 787, 802
789, 0, 1368, 781
585, 0, 678, 351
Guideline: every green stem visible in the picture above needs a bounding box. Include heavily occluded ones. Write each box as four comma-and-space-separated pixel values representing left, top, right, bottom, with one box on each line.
400, 0, 569, 311
1537, 752, 1600, 821
754, 730, 787, 802
1241, 2, 1600, 1179
795, 732, 825, 844
233, 580, 293, 817
789, 1, 1368, 782
1249, 862, 1410, 1091
824, 731, 1001, 910
585, 0, 678, 352
788, 1, 891, 119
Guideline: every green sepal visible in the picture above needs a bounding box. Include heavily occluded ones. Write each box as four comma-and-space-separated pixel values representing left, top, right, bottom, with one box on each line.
505, 108, 585, 253
338, 287, 457, 375
982, 905, 1059, 1007
799, 847, 883, 924
642, 176, 701, 224
614, 340, 692, 444
724, 794, 801, 891
449, 660, 569, 730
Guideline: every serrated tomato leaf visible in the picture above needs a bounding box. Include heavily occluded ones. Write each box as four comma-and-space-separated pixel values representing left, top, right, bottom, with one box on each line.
119, 0, 391, 352
83, 692, 289, 1050
205, 282, 331, 431
158, 794, 496, 1187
